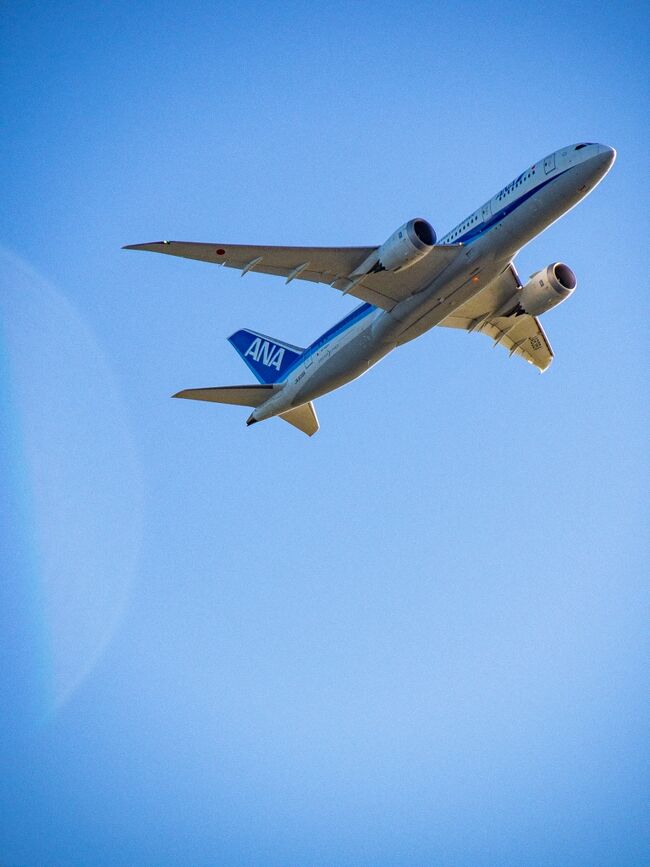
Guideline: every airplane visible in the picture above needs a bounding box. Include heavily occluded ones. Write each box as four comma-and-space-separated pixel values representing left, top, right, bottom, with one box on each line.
125, 142, 615, 436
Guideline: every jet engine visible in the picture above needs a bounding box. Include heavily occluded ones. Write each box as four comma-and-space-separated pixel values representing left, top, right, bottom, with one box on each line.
352, 219, 436, 276
519, 263, 577, 316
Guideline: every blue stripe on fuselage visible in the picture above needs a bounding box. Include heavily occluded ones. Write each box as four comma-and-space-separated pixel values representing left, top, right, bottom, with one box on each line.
452, 166, 573, 246
279, 302, 376, 382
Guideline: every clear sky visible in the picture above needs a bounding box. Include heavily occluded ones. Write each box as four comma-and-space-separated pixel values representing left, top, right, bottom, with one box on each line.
1, 2, 648, 864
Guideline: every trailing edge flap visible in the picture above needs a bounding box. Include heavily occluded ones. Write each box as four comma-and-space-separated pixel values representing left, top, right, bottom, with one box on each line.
440, 311, 553, 372
478, 314, 553, 371
280, 402, 319, 437
173, 385, 273, 407
124, 240, 462, 311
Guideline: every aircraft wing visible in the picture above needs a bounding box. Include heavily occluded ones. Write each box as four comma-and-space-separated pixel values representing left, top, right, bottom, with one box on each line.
124, 240, 462, 311
438, 263, 554, 371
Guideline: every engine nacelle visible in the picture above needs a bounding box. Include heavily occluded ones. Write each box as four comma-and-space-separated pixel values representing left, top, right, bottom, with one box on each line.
519, 262, 577, 316
352, 218, 436, 276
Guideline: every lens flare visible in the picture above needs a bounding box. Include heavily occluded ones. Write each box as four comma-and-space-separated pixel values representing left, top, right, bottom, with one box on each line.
0, 246, 143, 714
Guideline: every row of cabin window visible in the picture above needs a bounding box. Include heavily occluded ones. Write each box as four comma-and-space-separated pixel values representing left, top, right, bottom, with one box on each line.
497, 169, 537, 201
446, 163, 541, 240
448, 211, 483, 240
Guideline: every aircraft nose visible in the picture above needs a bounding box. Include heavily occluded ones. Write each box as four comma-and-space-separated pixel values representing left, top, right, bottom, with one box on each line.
585, 144, 616, 183
597, 144, 617, 170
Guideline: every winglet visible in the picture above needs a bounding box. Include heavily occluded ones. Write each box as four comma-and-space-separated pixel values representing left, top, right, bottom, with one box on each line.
122, 241, 171, 250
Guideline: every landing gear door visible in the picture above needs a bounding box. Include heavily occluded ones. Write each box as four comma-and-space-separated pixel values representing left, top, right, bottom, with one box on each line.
544, 153, 555, 174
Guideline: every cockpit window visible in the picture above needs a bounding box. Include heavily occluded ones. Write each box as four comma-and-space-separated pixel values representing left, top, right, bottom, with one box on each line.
575, 143, 591, 150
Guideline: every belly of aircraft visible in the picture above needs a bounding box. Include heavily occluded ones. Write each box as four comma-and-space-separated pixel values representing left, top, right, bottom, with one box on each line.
394, 257, 506, 345
291, 329, 391, 406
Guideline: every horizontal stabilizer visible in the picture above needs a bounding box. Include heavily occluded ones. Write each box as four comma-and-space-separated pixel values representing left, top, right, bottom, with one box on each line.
280, 402, 319, 437
173, 385, 273, 407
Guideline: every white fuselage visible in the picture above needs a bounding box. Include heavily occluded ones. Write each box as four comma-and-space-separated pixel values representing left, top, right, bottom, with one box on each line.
252, 143, 615, 422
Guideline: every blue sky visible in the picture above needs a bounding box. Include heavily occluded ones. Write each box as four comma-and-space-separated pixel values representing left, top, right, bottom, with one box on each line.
1, 2, 649, 864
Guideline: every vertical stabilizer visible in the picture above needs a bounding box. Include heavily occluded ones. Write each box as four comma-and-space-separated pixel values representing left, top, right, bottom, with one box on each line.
228, 329, 305, 383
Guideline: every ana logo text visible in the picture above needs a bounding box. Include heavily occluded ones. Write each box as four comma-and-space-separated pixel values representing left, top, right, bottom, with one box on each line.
245, 338, 285, 371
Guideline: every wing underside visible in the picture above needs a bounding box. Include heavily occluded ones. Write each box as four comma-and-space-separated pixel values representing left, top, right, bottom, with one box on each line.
438, 263, 554, 371
124, 240, 462, 310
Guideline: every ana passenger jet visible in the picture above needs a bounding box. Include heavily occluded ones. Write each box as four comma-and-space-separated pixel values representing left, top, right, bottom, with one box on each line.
125, 142, 615, 436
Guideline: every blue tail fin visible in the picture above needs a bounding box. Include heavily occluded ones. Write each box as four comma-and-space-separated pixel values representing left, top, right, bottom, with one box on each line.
228, 329, 305, 384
